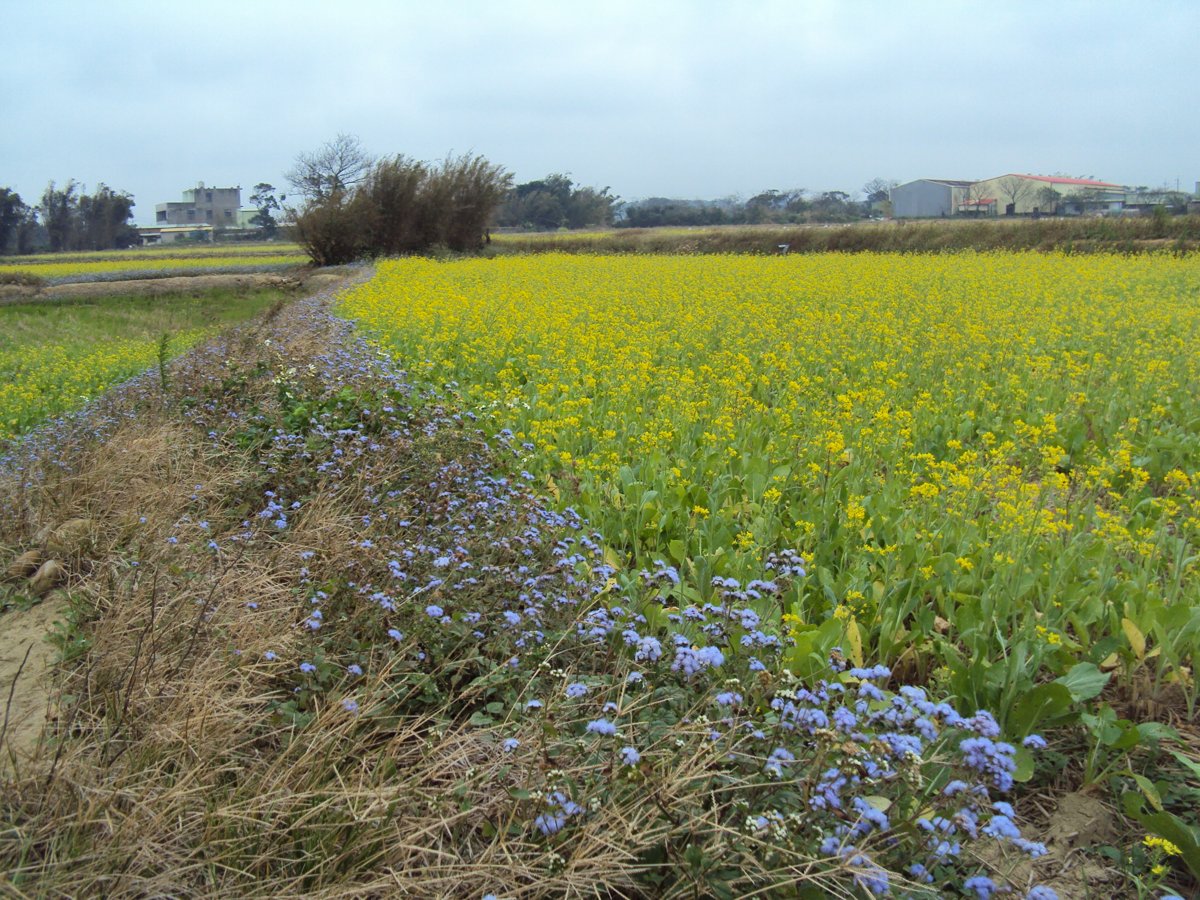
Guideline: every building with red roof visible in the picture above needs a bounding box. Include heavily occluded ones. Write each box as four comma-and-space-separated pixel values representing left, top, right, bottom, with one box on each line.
970, 174, 1125, 216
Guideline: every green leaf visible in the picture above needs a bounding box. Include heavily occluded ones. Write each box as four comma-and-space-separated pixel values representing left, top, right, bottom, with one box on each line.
1169, 750, 1200, 780
1055, 662, 1110, 702
1130, 773, 1163, 811
1009, 682, 1074, 736
1012, 745, 1035, 783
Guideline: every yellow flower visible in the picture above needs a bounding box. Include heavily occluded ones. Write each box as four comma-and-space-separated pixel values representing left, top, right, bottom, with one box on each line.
1144, 835, 1181, 856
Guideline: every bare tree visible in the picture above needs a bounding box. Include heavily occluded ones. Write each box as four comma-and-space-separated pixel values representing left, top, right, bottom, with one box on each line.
287, 134, 373, 202
1034, 185, 1061, 215
995, 176, 1034, 216
960, 181, 992, 216
861, 178, 898, 204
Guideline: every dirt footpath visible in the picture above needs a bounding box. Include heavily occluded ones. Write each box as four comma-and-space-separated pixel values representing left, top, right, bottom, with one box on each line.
0, 597, 66, 770
0, 269, 356, 303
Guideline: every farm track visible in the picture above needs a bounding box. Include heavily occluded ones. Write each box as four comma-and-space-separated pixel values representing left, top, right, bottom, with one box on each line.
0, 269, 348, 304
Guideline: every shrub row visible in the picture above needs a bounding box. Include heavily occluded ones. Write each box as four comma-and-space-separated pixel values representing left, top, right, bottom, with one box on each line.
293, 154, 511, 265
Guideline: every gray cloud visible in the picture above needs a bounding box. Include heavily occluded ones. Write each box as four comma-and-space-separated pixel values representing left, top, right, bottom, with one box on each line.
2, 0, 1196, 224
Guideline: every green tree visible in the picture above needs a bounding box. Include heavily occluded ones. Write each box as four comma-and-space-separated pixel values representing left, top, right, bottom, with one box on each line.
497, 174, 617, 230
0, 188, 30, 254
249, 183, 284, 238
40, 180, 80, 251
78, 184, 137, 249
36, 181, 136, 252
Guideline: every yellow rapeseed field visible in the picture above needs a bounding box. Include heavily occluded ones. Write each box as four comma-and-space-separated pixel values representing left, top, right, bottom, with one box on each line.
0, 332, 204, 440
340, 252, 1200, 716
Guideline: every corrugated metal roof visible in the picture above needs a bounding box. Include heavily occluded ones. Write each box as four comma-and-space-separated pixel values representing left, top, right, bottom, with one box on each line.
1007, 174, 1123, 188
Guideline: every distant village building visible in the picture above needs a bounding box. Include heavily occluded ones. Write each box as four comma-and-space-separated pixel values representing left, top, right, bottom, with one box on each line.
889, 179, 975, 218
141, 183, 265, 244
155, 183, 242, 227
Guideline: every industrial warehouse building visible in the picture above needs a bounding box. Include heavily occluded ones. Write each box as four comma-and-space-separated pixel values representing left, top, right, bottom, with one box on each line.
970, 174, 1124, 216
889, 179, 975, 218
892, 174, 1126, 218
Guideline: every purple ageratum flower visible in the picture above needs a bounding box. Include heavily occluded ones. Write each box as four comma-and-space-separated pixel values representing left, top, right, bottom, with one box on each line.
764, 746, 796, 778
533, 812, 567, 835
966, 711, 1001, 737
832, 705, 857, 732
818, 835, 842, 855
964, 875, 997, 899
341, 698, 359, 713
634, 635, 663, 662
1012, 837, 1048, 857
524, 699, 544, 711
387, 628, 404, 642
715, 691, 743, 707
853, 864, 889, 896
695, 645, 725, 673
565, 682, 588, 699
346, 664, 363, 676
299, 662, 316, 673
960, 736, 1017, 791
502, 738, 520, 753
849, 664, 891, 680
585, 718, 618, 736
1024, 889, 1059, 900
671, 645, 725, 678
908, 863, 933, 884
618, 746, 641, 765
983, 815, 1021, 840
263, 650, 277, 661
1022, 734, 1048, 749
424, 604, 444, 618
850, 796, 890, 836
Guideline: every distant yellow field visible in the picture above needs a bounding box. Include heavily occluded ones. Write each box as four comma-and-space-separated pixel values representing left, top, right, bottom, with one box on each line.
1, 242, 302, 264
0, 253, 303, 280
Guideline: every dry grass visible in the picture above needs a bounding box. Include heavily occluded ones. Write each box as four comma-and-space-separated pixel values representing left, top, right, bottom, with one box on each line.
489, 216, 1200, 257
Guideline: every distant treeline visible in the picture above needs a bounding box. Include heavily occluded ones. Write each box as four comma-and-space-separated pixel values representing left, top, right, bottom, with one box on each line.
0, 182, 138, 255
616, 187, 878, 228
493, 182, 891, 232
492, 215, 1200, 256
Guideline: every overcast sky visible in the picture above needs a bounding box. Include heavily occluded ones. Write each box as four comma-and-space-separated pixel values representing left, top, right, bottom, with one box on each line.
2, 0, 1197, 224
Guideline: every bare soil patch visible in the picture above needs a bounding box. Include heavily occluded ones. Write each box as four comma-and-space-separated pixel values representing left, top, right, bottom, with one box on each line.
0, 597, 67, 770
